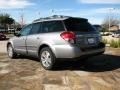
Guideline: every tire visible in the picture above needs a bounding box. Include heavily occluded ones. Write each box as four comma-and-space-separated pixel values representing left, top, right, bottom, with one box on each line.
39, 47, 56, 70
7, 44, 17, 59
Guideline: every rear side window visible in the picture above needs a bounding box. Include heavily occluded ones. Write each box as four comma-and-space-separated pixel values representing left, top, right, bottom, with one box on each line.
42, 21, 64, 33
29, 23, 41, 35
64, 18, 97, 32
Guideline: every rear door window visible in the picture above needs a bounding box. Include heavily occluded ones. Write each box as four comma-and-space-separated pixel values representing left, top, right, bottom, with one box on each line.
29, 23, 41, 35
63, 18, 97, 32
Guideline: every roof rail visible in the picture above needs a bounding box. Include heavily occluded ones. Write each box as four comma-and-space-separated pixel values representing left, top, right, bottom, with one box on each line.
33, 15, 69, 22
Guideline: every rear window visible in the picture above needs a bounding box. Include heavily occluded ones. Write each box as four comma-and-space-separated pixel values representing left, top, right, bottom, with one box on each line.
63, 18, 97, 32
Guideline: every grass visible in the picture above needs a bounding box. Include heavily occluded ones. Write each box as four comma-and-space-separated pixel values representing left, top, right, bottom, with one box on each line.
102, 38, 108, 44
102, 38, 120, 48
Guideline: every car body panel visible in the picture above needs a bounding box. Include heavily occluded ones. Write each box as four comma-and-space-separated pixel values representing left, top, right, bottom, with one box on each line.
7, 15, 105, 59
11, 36, 27, 55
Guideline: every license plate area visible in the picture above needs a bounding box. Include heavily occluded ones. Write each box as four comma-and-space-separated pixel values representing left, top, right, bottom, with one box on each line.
87, 38, 95, 44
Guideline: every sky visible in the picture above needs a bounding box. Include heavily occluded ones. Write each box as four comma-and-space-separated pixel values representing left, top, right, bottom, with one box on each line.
0, 0, 120, 24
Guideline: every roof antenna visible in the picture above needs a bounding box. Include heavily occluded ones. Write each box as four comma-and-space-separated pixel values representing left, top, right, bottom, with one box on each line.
51, 9, 55, 16
19, 9, 25, 27
38, 12, 41, 18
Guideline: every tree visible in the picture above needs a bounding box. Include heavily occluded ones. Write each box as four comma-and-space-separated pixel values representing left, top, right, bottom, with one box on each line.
101, 16, 120, 32
0, 13, 15, 31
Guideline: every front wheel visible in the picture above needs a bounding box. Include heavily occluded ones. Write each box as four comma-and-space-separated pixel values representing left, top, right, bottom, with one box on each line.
39, 47, 56, 70
7, 44, 17, 59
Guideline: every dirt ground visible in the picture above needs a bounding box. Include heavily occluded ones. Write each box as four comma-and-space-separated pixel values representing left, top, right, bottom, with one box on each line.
0, 41, 7, 53
0, 48, 120, 90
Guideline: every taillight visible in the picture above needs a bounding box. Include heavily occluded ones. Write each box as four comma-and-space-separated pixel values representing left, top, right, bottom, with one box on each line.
60, 31, 76, 43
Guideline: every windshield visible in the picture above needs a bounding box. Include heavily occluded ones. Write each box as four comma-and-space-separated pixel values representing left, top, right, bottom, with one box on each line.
64, 18, 97, 32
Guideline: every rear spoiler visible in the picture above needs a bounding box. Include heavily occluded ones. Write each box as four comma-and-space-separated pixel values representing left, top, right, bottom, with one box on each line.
64, 17, 88, 22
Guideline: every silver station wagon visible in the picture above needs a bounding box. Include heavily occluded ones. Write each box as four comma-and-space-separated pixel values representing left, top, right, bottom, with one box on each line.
7, 15, 105, 70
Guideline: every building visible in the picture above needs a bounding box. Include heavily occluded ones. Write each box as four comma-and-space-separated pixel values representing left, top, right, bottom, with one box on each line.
0, 25, 5, 32
109, 25, 119, 31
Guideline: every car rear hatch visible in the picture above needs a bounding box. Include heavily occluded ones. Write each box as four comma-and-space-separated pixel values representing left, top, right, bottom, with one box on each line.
63, 18, 101, 49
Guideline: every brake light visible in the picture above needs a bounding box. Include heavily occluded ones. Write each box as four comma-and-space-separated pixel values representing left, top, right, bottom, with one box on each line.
60, 31, 76, 43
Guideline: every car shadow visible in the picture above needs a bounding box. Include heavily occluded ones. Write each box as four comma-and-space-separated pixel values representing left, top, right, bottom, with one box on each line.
16, 54, 120, 72
53, 54, 120, 72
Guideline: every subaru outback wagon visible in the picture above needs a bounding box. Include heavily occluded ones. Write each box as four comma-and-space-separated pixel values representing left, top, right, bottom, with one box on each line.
7, 15, 105, 70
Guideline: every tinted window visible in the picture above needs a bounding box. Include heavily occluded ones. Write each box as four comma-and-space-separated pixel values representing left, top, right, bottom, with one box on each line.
42, 21, 64, 33
20, 25, 32, 36
29, 23, 41, 35
64, 18, 97, 32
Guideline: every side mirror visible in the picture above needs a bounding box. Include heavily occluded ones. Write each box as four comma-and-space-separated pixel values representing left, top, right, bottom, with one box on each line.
14, 31, 21, 37
14, 28, 22, 37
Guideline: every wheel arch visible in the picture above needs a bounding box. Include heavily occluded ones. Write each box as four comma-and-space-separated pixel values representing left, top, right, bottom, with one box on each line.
7, 42, 12, 48
7, 41, 15, 51
38, 44, 56, 57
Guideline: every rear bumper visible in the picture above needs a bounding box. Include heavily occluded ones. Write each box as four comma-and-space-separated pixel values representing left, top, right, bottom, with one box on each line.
53, 42, 105, 59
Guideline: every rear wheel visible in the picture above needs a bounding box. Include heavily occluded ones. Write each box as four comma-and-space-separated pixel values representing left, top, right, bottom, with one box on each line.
7, 44, 17, 59
39, 47, 56, 70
